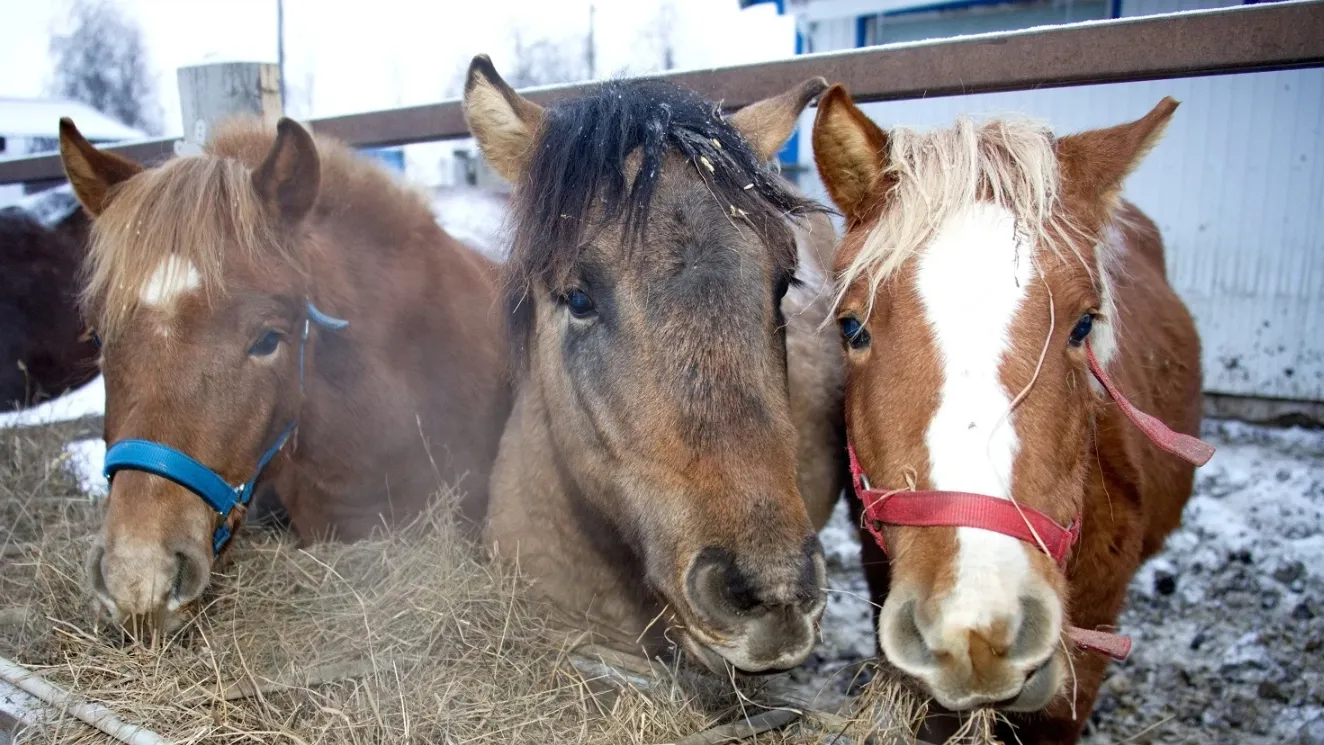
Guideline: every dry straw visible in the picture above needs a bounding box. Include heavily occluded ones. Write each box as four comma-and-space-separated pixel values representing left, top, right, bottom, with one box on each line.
1, 419, 996, 745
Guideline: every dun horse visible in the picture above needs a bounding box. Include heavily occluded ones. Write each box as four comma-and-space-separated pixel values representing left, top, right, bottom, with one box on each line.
463, 57, 846, 673
813, 88, 1213, 742
60, 117, 511, 633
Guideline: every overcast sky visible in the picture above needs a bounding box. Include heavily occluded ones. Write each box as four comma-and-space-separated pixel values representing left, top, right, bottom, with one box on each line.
0, 0, 796, 136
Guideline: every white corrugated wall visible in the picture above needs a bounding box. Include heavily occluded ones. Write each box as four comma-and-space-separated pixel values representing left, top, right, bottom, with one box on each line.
790, 2, 1324, 403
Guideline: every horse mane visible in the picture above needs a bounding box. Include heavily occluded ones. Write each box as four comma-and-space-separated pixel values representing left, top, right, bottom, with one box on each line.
83, 118, 433, 340
836, 115, 1094, 312
505, 78, 818, 358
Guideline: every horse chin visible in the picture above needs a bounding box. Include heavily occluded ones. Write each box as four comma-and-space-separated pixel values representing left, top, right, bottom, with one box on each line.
678, 625, 808, 676
680, 631, 733, 675
923, 653, 1065, 714
999, 653, 1065, 713
92, 600, 195, 644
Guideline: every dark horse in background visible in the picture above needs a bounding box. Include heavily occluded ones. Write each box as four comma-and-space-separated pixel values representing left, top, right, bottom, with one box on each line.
0, 186, 99, 410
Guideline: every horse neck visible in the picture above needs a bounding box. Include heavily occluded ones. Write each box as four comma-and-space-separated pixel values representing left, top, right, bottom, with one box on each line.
273, 206, 492, 497
1084, 206, 1203, 536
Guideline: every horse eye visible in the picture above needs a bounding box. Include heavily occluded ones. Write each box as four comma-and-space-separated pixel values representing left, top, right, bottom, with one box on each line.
249, 329, 283, 357
1069, 313, 1095, 347
839, 316, 870, 350
563, 289, 596, 319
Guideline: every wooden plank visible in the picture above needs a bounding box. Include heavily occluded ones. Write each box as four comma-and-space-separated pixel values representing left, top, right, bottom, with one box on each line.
302, 1, 1324, 146
176, 62, 283, 147
1, 1, 1321, 184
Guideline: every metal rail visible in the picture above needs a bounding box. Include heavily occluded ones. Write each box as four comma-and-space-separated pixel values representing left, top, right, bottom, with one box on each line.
2, 0, 1321, 184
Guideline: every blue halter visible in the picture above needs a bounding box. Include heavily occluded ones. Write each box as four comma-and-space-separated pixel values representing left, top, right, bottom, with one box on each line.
101, 301, 349, 556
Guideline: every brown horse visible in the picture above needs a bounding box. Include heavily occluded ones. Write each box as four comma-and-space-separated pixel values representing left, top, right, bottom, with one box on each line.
813, 88, 1211, 742
0, 189, 98, 410
462, 57, 847, 674
59, 116, 511, 633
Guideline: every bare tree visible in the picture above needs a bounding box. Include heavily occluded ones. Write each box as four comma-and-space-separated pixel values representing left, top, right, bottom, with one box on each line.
505, 30, 589, 88
49, 0, 161, 135
635, 0, 683, 72
649, 1, 679, 72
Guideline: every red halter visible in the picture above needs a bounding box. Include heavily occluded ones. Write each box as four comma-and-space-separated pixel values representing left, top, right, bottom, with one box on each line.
849, 341, 1215, 662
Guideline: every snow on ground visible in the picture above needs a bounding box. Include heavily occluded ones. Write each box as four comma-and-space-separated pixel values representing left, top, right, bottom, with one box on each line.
0, 376, 104, 429
63, 438, 106, 498
784, 420, 1324, 744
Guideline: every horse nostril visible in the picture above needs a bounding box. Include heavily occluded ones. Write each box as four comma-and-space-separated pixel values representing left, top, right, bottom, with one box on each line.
85, 543, 113, 607
688, 548, 757, 619
800, 537, 828, 613
884, 599, 937, 669
1009, 593, 1056, 662
687, 543, 825, 624
168, 548, 210, 610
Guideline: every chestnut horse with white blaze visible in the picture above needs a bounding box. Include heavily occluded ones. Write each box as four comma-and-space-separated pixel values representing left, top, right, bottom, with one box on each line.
462, 57, 847, 674
813, 88, 1214, 743
59, 117, 510, 634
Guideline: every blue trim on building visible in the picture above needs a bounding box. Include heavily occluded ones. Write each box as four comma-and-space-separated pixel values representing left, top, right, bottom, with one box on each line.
360, 147, 405, 173
882, 0, 1028, 18
777, 129, 799, 168
855, 15, 869, 47
782, 2, 808, 171
738, 0, 784, 13
1109, 0, 1122, 18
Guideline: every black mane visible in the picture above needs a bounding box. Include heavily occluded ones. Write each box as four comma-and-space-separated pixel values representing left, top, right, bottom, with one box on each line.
505, 78, 818, 359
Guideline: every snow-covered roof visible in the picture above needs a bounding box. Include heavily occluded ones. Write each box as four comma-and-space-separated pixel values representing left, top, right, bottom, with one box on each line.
0, 98, 145, 141
4, 183, 80, 227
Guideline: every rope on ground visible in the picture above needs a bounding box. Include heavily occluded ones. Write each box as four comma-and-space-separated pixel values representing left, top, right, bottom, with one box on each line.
670, 709, 801, 745
0, 654, 175, 745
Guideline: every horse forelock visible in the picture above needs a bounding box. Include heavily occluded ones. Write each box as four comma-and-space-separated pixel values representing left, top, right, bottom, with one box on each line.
502, 78, 818, 364
82, 153, 279, 339
82, 119, 434, 342
836, 115, 1113, 319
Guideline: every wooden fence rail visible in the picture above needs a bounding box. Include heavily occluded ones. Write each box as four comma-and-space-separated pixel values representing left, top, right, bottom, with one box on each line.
1, 0, 1321, 185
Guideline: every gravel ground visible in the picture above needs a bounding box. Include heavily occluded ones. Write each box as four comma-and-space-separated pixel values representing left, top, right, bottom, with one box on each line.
780, 419, 1324, 744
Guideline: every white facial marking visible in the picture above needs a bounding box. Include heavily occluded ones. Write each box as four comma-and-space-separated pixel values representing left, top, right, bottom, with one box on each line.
915, 202, 1033, 649
1088, 226, 1123, 393
141, 255, 200, 307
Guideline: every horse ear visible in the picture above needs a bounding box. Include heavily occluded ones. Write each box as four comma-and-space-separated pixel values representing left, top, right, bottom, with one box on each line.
729, 77, 829, 162
58, 118, 144, 217
812, 85, 889, 226
462, 55, 544, 183
1056, 97, 1178, 206
252, 117, 320, 222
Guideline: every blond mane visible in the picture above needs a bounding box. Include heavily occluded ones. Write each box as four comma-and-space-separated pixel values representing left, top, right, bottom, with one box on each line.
836, 115, 1090, 311
82, 118, 432, 340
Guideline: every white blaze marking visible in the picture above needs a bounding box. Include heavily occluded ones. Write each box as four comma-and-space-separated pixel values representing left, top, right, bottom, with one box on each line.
141, 255, 200, 307
1088, 226, 1123, 393
915, 202, 1033, 646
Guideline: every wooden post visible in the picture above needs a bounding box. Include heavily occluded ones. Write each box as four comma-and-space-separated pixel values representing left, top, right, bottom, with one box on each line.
176, 62, 283, 149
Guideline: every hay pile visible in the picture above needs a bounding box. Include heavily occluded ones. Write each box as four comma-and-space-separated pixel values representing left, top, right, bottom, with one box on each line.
0, 420, 939, 745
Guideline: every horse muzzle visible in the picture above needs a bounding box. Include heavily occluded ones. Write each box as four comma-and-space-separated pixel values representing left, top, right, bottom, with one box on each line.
678, 539, 827, 673
86, 533, 212, 636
